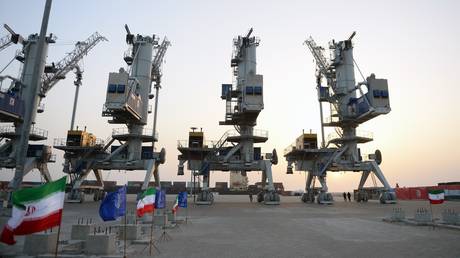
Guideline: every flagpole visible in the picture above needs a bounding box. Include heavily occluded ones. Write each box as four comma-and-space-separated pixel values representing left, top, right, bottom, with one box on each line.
54, 222, 61, 258
124, 209, 127, 258
149, 188, 155, 256
149, 206, 154, 255
429, 201, 435, 229
185, 192, 188, 224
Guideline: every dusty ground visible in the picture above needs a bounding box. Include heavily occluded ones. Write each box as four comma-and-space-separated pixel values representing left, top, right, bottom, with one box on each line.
1, 194, 459, 258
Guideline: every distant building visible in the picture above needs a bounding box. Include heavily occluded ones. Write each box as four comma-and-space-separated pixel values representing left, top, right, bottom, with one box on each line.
230, 171, 248, 191
254, 182, 285, 194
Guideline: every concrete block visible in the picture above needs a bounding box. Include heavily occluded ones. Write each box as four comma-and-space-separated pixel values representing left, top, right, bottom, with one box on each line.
414, 208, 432, 223
154, 214, 168, 226
442, 209, 459, 225
126, 214, 137, 224
167, 211, 176, 222
23, 232, 58, 255
389, 207, 405, 221
139, 214, 152, 223
140, 214, 168, 226
71, 224, 93, 240
118, 224, 141, 240
85, 233, 116, 255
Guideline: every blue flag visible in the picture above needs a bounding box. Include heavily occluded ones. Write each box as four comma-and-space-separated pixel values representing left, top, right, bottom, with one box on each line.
99, 186, 126, 221
155, 190, 166, 209
178, 191, 187, 208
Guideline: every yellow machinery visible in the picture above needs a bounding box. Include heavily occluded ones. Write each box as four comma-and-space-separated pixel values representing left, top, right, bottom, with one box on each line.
66, 126, 96, 147
188, 130, 204, 148
296, 132, 318, 150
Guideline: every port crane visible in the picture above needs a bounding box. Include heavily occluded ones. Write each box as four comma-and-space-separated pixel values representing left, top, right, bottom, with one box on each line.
54, 25, 169, 202
284, 32, 396, 204
177, 29, 280, 205
0, 17, 106, 191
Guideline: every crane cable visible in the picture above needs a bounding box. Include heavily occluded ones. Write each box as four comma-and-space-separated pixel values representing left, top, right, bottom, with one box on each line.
0, 55, 16, 74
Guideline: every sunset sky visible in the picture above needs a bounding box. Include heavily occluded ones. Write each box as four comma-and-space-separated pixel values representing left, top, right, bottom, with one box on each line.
0, 0, 458, 192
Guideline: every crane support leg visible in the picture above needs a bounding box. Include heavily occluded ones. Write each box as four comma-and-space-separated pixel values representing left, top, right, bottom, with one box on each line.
369, 161, 397, 204
263, 160, 275, 191
92, 169, 105, 201
316, 175, 333, 205
67, 167, 92, 203
196, 172, 213, 205
38, 163, 52, 182
261, 170, 267, 189
356, 170, 370, 202
142, 159, 157, 190
318, 175, 328, 192
93, 169, 104, 188
261, 160, 280, 205
257, 170, 268, 203
8, 158, 36, 188
301, 172, 315, 203
358, 171, 370, 189
369, 161, 391, 189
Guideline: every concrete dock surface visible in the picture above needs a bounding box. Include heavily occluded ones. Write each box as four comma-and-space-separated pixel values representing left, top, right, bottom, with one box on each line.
1, 194, 459, 257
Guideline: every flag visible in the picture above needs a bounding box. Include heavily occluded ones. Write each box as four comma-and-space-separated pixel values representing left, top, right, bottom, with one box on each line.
136, 188, 156, 217
178, 191, 187, 208
172, 195, 179, 214
0, 176, 66, 245
172, 192, 187, 214
155, 190, 166, 209
99, 186, 126, 221
428, 189, 444, 204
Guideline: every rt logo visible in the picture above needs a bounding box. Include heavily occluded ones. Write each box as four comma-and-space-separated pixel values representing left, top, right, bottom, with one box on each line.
25, 205, 37, 216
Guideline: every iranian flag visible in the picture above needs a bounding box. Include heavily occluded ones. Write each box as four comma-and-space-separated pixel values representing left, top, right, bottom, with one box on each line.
172, 195, 179, 214
428, 189, 445, 204
1, 176, 66, 245
136, 188, 156, 217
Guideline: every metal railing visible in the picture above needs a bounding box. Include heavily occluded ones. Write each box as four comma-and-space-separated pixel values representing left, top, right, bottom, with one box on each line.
177, 140, 221, 148
327, 130, 373, 142
177, 128, 268, 150
53, 138, 66, 146
31, 127, 48, 138
112, 127, 159, 139
226, 129, 269, 138
324, 116, 340, 124
94, 138, 105, 146
53, 137, 105, 147
0, 125, 48, 138
284, 144, 296, 156
0, 125, 15, 134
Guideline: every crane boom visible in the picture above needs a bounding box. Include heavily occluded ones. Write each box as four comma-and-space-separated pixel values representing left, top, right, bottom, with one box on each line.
304, 36, 330, 77
0, 24, 22, 52
0, 34, 13, 52
151, 37, 170, 84
40, 32, 107, 95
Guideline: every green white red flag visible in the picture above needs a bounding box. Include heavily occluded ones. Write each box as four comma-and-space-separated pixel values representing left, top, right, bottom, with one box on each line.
1, 176, 66, 245
428, 189, 444, 204
172, 195, 179, 214
136, 187, 156, 217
